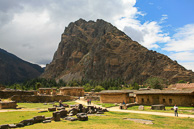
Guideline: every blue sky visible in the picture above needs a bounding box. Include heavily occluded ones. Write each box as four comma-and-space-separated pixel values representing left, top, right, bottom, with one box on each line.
0, 0, 194, 70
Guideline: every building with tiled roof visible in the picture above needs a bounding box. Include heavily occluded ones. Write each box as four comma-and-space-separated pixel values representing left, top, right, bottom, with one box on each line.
135, 89, 194, 106
98, 90, 136, 104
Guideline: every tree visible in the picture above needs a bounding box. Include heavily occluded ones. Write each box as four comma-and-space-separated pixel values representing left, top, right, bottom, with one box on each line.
35, 82, 42, 90
144, 77, 165, 90
83, 83, 93, 92
177, 80, 187, 83
94, 85, 105, 92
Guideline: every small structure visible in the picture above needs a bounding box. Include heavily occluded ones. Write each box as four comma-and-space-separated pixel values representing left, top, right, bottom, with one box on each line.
39, 88, 57, 95
151, 104, 165, 110
98, 90, 135, 104
0, 101, 17, 109
135, 90, 194, 106
59, 87, 84, 97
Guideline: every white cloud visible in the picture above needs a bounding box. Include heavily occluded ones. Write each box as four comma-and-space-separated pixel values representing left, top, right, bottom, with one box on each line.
179, 62, 194, 71
164, 24, 194, 52
120, 19, 170, 49
169, 52, 194, 62
163, 24, 194, 71
0, 0, 173, 66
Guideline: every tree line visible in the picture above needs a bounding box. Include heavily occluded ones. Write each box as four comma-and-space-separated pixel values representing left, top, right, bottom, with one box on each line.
2, 77, 178, 92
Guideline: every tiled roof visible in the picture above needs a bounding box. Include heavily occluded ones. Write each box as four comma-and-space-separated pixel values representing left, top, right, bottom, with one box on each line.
171, 83, 194, 89
135, 89, 194, 94
59, 87, 84, 89
98, 90, 136, 94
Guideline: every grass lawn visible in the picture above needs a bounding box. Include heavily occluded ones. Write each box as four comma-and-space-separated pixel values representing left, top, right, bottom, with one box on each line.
127, 106, 194, 115
17, 101, 78, 109
92, 101, 116, 108
0, 111, 193, 129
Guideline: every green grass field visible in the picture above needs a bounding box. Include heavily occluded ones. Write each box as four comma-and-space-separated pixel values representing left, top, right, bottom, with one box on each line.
127, 106, 194, 115
0, 111, 193, 129
17, 101, 78, 109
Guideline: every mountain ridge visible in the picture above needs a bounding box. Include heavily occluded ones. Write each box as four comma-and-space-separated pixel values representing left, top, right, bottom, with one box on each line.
0, 48, 44, 84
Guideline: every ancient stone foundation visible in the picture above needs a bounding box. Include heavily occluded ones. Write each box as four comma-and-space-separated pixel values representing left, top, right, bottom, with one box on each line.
0, 101, 17, 109
11, 95, 74, 103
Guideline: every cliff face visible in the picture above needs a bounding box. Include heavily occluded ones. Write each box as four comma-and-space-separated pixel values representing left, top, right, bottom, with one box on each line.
41, 19, 194, 83
0, 48, 44, 84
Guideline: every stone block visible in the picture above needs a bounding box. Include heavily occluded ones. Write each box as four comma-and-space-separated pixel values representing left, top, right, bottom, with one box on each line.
33, 115, 45, 123
42, 120, 51, 123
20, 119, 34, 126
151, 104, 165, 110
45, 117, 53, 120
16, 123, 24, 128
138, 105, 144, 110
8, 124, 17, 128
0, 124, 9, 129
53, 112, 60, 121
59, 110, 68, 118
68, 108, 78, 116
76, 113, 88, 121
64, 117, 78, 121
48, 107, 56, 112
97, 110, 104, 114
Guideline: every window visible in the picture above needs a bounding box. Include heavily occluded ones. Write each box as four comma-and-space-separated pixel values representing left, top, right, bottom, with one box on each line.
163, 99, 165, 103
169, 99, 172, 104
142, 98, 144, 103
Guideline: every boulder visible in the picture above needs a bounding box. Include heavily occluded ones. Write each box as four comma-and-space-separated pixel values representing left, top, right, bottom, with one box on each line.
76, 113, 88, 121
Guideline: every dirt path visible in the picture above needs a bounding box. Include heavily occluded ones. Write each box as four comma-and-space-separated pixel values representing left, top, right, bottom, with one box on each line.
75, 99, 194, 118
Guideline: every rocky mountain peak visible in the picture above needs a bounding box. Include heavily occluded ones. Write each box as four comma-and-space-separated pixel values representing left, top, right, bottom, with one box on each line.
41, 19, 194, 84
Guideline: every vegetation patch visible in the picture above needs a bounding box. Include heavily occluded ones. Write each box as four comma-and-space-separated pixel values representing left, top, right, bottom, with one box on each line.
127, 106, 194, 115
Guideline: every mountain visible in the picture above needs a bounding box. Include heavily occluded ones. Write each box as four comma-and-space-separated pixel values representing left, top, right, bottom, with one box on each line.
0, 48, 44, 84
41, 19, 194, 84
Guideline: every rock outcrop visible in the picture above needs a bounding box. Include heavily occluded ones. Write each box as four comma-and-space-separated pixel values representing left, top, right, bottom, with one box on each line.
0, 48, 44, 84
41, 19, 194, 84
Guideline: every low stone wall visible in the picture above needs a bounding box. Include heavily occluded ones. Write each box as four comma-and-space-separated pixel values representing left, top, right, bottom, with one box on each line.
0, 91, 34, 99
11, 95, 74, 103
0, 101, 17, 109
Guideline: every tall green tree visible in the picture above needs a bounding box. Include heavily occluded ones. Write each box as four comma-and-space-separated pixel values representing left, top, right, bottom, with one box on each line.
144, 77, 165, 90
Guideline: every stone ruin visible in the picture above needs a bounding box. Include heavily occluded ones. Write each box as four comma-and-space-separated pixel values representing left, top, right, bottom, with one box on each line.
0, 101, 17, 109
0, 104, 109, 128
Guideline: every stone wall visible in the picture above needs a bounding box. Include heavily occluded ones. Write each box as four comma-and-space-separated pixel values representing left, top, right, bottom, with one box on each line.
60, 88, 84, 97
11, 95, 74, 103
136, 94, 194, 106
0, 101, 17, 109
100, 93, 129, 104
0, 91, 34, 99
